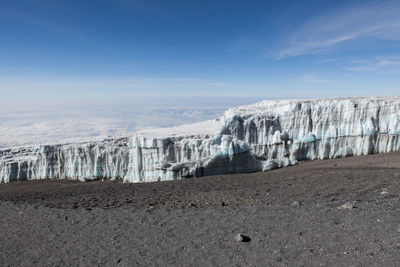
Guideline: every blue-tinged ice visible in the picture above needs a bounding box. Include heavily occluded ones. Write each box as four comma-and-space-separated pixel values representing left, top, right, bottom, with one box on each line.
1, 97, 400, 183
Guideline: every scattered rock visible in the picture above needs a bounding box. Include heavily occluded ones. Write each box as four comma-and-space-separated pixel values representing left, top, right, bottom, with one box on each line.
235, 233, 251, 242
338, 202, 355, 210
221, 202, 227, 206
380, 188, 389, 195
291, 201, 301, 207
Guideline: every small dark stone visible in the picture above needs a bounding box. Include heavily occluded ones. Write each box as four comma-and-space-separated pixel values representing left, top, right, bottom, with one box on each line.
235, 233, 251, 242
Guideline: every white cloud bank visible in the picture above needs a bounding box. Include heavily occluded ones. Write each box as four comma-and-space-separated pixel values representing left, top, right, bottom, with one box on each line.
0, 102, 229, 148
1, 96, 271, 148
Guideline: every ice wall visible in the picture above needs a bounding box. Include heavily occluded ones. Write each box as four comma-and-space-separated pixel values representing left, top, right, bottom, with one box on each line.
123, 97, 400, 182
0, 138, 130, 183
1, 97, 400, 183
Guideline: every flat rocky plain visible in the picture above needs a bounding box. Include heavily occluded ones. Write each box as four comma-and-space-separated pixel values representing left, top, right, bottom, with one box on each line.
1, 152, 400, 266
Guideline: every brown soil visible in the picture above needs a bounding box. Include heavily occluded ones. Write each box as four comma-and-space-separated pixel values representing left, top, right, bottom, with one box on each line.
1, 152, 400, 210
1, 152, 400, 266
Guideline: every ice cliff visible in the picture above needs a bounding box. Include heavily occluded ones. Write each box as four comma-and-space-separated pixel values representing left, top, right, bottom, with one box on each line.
1, 97, 400, 183
0, 138, 130, 183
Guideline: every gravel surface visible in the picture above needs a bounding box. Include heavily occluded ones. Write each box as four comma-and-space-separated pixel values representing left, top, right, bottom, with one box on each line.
1, 152, 400, 266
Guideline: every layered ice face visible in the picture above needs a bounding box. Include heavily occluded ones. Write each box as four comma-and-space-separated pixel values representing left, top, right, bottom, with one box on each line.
123, 97, 400, 182
0, 138, 130, 183
1, 97, 400, 183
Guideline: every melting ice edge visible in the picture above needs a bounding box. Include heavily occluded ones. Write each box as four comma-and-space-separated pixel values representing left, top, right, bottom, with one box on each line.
1, 97, 400, 183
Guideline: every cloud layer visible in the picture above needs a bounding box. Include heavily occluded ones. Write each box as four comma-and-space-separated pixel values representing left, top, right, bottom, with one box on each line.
278, 1, 400, 58
0, 102, 229, 148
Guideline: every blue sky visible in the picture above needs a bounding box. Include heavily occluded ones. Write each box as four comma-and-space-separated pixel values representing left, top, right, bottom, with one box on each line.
2, 0, 400, 147
1, 0, 400, 105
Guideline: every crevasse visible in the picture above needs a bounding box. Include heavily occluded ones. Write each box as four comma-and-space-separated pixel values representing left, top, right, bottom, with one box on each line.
1, 97, 400, 183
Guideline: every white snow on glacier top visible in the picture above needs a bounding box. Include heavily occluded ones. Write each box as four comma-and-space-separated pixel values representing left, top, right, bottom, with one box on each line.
225, 96, 400, 116
134, 119, 224, 138
135, 96, 400, 139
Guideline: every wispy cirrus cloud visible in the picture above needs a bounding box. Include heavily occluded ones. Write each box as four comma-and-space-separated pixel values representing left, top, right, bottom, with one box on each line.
277, 1, 400, 59
345, 56, 400, 73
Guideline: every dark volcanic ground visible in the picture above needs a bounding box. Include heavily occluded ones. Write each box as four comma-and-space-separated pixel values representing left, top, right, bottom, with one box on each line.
1, 152, 400, 266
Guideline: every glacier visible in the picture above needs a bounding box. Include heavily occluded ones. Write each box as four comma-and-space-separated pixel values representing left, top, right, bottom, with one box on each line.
1, 97, 400, 184
0, 138, 130, 183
